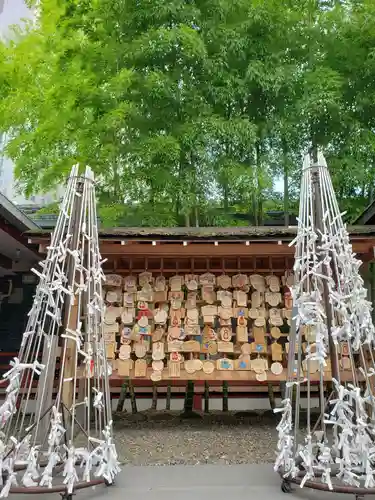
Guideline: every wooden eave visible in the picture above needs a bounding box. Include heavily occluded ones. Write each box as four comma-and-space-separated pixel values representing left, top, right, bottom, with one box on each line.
353, 201, 375, 225
27, 225, 375, 261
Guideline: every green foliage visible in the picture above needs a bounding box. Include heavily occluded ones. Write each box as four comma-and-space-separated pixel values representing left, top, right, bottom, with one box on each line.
1, 0, 375, 226
34, 203, 60, 215
98, 202, 179, 228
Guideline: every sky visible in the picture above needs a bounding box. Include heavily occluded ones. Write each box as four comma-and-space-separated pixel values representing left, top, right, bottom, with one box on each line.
0, 0, 30, 34
0, 0, 54, 205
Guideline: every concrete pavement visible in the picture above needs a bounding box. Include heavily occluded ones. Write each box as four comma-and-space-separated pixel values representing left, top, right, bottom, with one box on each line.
8, 463, 375, 500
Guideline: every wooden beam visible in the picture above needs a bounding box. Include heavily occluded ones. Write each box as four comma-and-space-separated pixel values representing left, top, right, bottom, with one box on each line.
105, 368, 359, 383
39, 242, 294, 257
112, 267, 294, 274
89, 241, 375, 257
36, 239, 375, 257
0, 215, 29, 247
115, 242, 294, 256
0, 253, 12, 269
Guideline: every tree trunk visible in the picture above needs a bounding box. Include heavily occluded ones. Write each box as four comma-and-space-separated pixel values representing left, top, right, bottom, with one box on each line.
185, 212, 190, 227
251, 190, 258, 226
258, 198, 263, 225
282, 140, 290, 227
175, 193, 181, 221
310, 143, 318, 163
223, 184, 229, 212
112, 164, 121, 202
151, 383, 158, 411
368, 162, 375, 204
369, 185, 375, 205
254, 143, 261, 226
223, 170, 229, 212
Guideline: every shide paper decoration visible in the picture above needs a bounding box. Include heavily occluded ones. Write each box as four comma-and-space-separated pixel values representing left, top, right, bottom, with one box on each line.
0, 166, 119, 498
274, 151, 375, 493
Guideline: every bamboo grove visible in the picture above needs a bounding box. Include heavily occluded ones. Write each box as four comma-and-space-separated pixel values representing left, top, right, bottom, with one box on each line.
1, 0, 375, 226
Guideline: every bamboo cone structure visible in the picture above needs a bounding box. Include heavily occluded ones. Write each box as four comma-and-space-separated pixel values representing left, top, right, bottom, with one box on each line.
275, 151, 375, 493
0, 166, 119, 498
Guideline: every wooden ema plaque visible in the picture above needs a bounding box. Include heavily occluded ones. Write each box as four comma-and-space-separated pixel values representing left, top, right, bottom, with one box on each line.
100, 270, 356, 383
169, 361, 181, 377
118, 359, 133, 377
134, 359, 147, 377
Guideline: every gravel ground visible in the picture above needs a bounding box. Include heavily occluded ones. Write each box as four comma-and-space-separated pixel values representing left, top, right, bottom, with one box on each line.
12, 410, 316, 467
111, 411, 279, 466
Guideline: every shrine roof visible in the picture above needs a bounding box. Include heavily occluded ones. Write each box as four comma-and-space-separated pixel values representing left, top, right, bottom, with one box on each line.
27, 224, 375, 241
354, 201, 375, 225
0, 191, 40, 232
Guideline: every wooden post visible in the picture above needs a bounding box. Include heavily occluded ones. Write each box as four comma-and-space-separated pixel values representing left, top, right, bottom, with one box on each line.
61, 301, 79, 432
370, 262, 375, 324
34, 336, 58, 445
151, 383, 158, 410
204, 381, 209, 413
222, 381, 228, 412
129, 380, 138, 414
116, 380, 129, 412
61, 178, 84, 433
166, 384, 171, 411
267, 383, 276, 410
311, 167, 340, 385
360, 262, 375, 413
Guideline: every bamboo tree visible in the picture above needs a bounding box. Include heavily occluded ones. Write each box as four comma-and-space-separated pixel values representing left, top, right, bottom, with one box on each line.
282, 139, 290, 227
0, 0, 373, 224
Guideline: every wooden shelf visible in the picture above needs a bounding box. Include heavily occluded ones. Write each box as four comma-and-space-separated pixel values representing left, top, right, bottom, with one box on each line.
106, 368, 357, 383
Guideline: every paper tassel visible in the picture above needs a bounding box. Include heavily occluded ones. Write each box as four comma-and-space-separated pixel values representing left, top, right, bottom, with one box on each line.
63, 446, 79, 494
21, 447, 40, 487
93, 424, 121, 484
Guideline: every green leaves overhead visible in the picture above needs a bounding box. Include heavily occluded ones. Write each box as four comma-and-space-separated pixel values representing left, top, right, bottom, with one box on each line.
1, 0, 137, 196
1, 0, 375, 225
